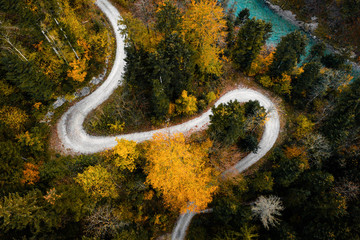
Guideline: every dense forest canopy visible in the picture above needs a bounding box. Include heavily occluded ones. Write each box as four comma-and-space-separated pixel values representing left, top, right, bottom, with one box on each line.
0, 0, 359, 239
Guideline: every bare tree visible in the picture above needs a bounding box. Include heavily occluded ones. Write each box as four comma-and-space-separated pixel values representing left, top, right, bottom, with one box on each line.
84, 205, 128, 238
335, 179, 360, 201
133, 0, 155, 31
0, 21, 28, 61
251, 195, 284, 230
301, 133, 331, 167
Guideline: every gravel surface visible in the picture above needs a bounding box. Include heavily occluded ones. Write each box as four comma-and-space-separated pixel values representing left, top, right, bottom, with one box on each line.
57, 0, 280, 239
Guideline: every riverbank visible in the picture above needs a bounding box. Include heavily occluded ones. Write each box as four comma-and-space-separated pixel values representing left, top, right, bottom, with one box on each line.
261, 0, 360, 74
265, 0, 359, 59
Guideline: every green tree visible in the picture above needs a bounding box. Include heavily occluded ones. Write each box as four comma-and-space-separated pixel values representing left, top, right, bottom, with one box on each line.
151, 78, 170, 119
307, 42, 326, 62
321, 53, 347, 70
269, 31, 308, 78
232, 18, 272, 72
292, 62, 321, 104
250, 171, 274, 192
51, 184, 92, 223
0, 141, 23, 192
0, 56, 54, 102
208, 100, 265, 146
155, 1, 182, 37
321, 77, 360, 144
155, 33, 194, 101
234, 8, 250, 26
0, 190, 52, 234
208, 100, 246, 145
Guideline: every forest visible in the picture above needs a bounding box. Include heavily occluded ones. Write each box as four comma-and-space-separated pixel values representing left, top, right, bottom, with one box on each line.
0, 0, 359, 239
271, 0, 360, 59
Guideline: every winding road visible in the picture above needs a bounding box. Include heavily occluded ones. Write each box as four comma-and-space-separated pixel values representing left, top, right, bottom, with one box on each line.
57, 0, 280, 239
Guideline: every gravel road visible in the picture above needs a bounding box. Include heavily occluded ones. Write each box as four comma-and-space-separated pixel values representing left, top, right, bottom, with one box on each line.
57, 0, 280, 239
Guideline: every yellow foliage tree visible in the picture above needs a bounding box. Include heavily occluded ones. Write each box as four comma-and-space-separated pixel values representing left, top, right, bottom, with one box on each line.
16, 131, 44, 152
258, 75, 273, 88
120, 12, 163, 53
109, 138, 139, 172
108, 121, 125, 133
89, 29, 111, 62
0, 80, 15, 96
175, 90, 198, 116
145, 132, 218, 213
249, 46, 275, 76
58, 0, 86, 41
274, 73, 292, 95
0, 106, 28, 132
293, 114, 314, 141
181, 0, 226, 76
77, 39, 90, 60
284, 145, 309, 170
75, 165, 118, 199
67, 58, 87, 82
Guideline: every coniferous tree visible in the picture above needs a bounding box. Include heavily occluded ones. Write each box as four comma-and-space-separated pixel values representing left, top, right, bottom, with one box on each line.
234, 8, 250, 26
232, 18, 272, 72
292, 61, 321, 104
268, 31, 308, 78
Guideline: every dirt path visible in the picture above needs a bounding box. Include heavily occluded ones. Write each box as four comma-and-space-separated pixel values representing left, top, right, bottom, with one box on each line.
56, 0, 280, 239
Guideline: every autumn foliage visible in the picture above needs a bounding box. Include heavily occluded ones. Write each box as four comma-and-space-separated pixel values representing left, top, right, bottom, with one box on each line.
181, 0, 226, 76
109, 138, 139, 172
145, 132, 218, 213
21, 163, 40, 185
249, 46, 275, 76
175, 90, 198, 116
75, 165, 118, 199
0, 106, 28, 132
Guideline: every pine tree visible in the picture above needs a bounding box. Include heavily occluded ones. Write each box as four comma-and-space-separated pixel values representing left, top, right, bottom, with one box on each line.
232, 18, 272, 72
268, 31, 308, 78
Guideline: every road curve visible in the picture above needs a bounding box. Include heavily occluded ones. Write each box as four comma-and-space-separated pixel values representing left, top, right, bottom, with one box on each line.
57, 0, 280, 239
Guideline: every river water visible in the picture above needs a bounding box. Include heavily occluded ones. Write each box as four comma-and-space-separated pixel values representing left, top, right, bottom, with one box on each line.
230, 0, 299, 45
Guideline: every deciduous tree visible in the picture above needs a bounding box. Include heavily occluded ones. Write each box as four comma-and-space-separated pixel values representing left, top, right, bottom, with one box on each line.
181, 0, 226, 76
109, 138, 139, 172
251, 195, 284, 229
145, 132, 218, 213
21, 162, 40, 185
175, 90, 198, 116
75, 165, 118, 199
0, 106, 28, 132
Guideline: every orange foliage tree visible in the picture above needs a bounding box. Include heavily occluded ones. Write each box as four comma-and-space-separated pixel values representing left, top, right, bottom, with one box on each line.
67, 58, 87, 82
249, 46, 275, 76
284, 145, 309, 170
21, 163, 40, 185
145, 132, 218, 213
